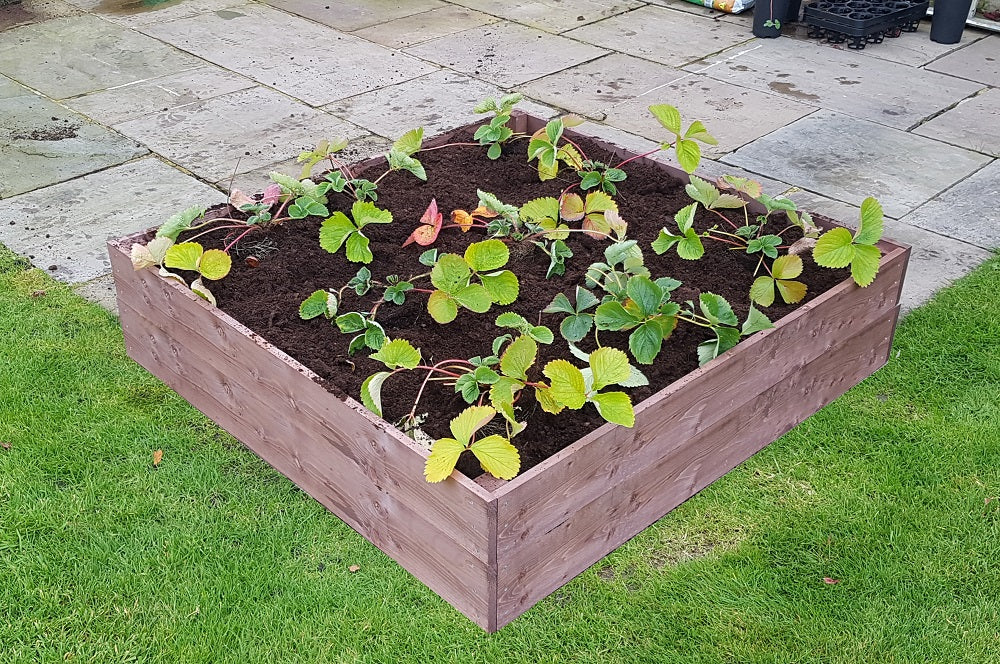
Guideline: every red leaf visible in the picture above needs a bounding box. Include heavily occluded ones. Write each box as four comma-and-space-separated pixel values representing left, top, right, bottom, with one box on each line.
261, 183, 282, 207
823, 577, 840, 585
402, 198, 443, 247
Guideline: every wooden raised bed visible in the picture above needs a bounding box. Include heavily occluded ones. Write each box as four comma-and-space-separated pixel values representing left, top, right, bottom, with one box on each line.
108, 114, 910, 632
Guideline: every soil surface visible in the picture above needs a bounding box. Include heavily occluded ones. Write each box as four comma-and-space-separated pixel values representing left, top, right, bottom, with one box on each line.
185, 124, 849, 479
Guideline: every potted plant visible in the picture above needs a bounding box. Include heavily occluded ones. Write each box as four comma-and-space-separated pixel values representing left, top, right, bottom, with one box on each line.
110, 100, 909, 631
753, 0, 793, 36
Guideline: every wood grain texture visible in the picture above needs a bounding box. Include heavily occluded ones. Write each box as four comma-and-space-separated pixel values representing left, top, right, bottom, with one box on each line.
495, 309, 899, 627
109, 241, 495, 628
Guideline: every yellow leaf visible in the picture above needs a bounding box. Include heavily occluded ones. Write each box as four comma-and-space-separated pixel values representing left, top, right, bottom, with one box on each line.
152, 449, 163, 467
198, 249, 232, 280
425, 438, 465, 483
470, 435, 520, 480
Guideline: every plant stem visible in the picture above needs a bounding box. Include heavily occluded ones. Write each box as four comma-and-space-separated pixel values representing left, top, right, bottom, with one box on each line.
417, 142, 481, 153
614, 146, 663, 170
223, 226, 258, 254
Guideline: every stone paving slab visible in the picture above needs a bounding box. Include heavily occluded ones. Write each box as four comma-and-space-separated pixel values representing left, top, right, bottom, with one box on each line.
351, 5, 499, 48
0, 76, 147, 199
325, 70, 556, 139
264, 0, 443, 32
785, 189, 994, 312
0, 157, 225, 283
518, 53, 686, 120
0, 14, 202, 99
722, 110, 992, 219
444, 0, 643, 33
72, 274, 118, 314
142, 4, 437, 106
912, 88, 1000, 158
690, 37, 984, 130
61, 0, 250, 26
602, 72, 816, 157
925, 35, 1000, 87
67, 65, 255, 126
113, 86, 367, 183
404, 21, 607, 87
564, 6, 753, 67
849, 24, 988, 68
897, 160, 1000, 250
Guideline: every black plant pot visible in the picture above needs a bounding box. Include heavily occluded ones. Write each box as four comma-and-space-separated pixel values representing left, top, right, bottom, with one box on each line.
930, 0, 974, 43
754, 0, 792, 36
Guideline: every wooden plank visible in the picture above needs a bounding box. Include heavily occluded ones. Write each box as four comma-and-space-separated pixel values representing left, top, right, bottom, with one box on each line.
496, 310, 898, 627
110, 244, 495, 628
494, 247, 907, 539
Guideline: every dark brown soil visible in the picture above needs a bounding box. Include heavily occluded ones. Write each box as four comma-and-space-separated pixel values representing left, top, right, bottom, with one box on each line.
186, 124, 848, 479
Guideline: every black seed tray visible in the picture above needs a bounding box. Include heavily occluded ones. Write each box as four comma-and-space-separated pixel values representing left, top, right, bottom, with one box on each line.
804, 0, 929, 48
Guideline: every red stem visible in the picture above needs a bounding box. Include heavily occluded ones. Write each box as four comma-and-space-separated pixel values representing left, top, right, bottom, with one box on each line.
223, 226, 258, 253
614, 146, 663, 170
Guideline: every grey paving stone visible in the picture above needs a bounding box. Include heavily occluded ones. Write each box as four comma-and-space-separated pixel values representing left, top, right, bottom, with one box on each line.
325, 70, 556, 138
61, 0, 251, 26
564, 6, 753, 67
785, 189, 994, 313
444, 0, 643, 33
690, 37, 984, 129
0, 0, 81, 32
404, 21, 607, 87
0, 157, 225, 283
352, 5, 499, 48
67, 65, 255, 126
264, 0, 443, 31
518, 53, 686, 119
926, 34, 1000, 87
897, 160, 1000, 250
73, 273, 118, 315
912, 88, 1000, 157
142, 4, 437, 106
721, 110, 992, 219
851, 23, 989, 68
113, 86, 367, 183
0, 14, 202, 99
0, 77, 147, 199
602, 72, 816, 157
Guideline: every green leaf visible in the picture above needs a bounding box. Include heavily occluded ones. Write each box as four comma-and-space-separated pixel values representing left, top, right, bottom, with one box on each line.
545, 118, 564, 145
455, 284, 492, 313
352, 201, 393, 228
675, 139, 702, 174
584, 191, 615, 214
575, 286, 600, 311
589, 347, 631, 391
685, 176, 718, 208
500, 335, 537, 381
425, 437, 465, 483
495, 312, 529, 330
449, 405, 496, 446
387, 149, 426, 181
684, 120, 718, 145
473, 365, 501, 384
430, 254, 471, 294
629, 320, 664, 365
163, 242, 203, 272
392, 127, 424, 156
543, 360, 587, 410
626, 275, 663, 317
594, 301, 641, 331
520, 197, 559, 224
699, 293, 738, 327
480, 270, 519, 305
489, 375, 521, 410
776, 279, 807, 304
361, 371, 391, 417
649, 104, 682, 134
319, 213, 357, 254
560, 314, 593, 342
589, 391, 635, 427
418, 249, 438, 266
299, 290, 332, 320
543, 292, 575, 315
528, 326, 554, 344
675, 202, 699, 234
465, 239, 509, 272
157, 206, 205, 241
427, 290, 458, 324
676, 229, 705, 260
336, 312, 367, 334
851, 244, 882, 287
772, 254, 803, 280
364, 323, 386, 351
741, 305, 774, 336
652, 229, 680, 255
370, 338, 421, 370
749, 275, 776, 307
455, 373, 481, 403
813, 228, 856, 268
345, 231, 372, 263
470, 435, 520, 480
855, 197, 884, 245
710, 193, 747, 210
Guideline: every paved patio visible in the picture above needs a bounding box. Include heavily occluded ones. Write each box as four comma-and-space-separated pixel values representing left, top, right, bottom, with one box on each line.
1, 0, 997, 312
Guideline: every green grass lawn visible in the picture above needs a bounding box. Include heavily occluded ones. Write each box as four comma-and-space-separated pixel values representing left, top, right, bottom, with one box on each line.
2, 244, 999, 663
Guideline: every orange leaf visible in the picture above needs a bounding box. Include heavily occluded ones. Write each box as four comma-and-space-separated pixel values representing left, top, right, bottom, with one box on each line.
349, 564, 361, 573
452, 209, 474, 233
471, 205, 498, 219
402, 198, 444, 246
152, 449, 163, 467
